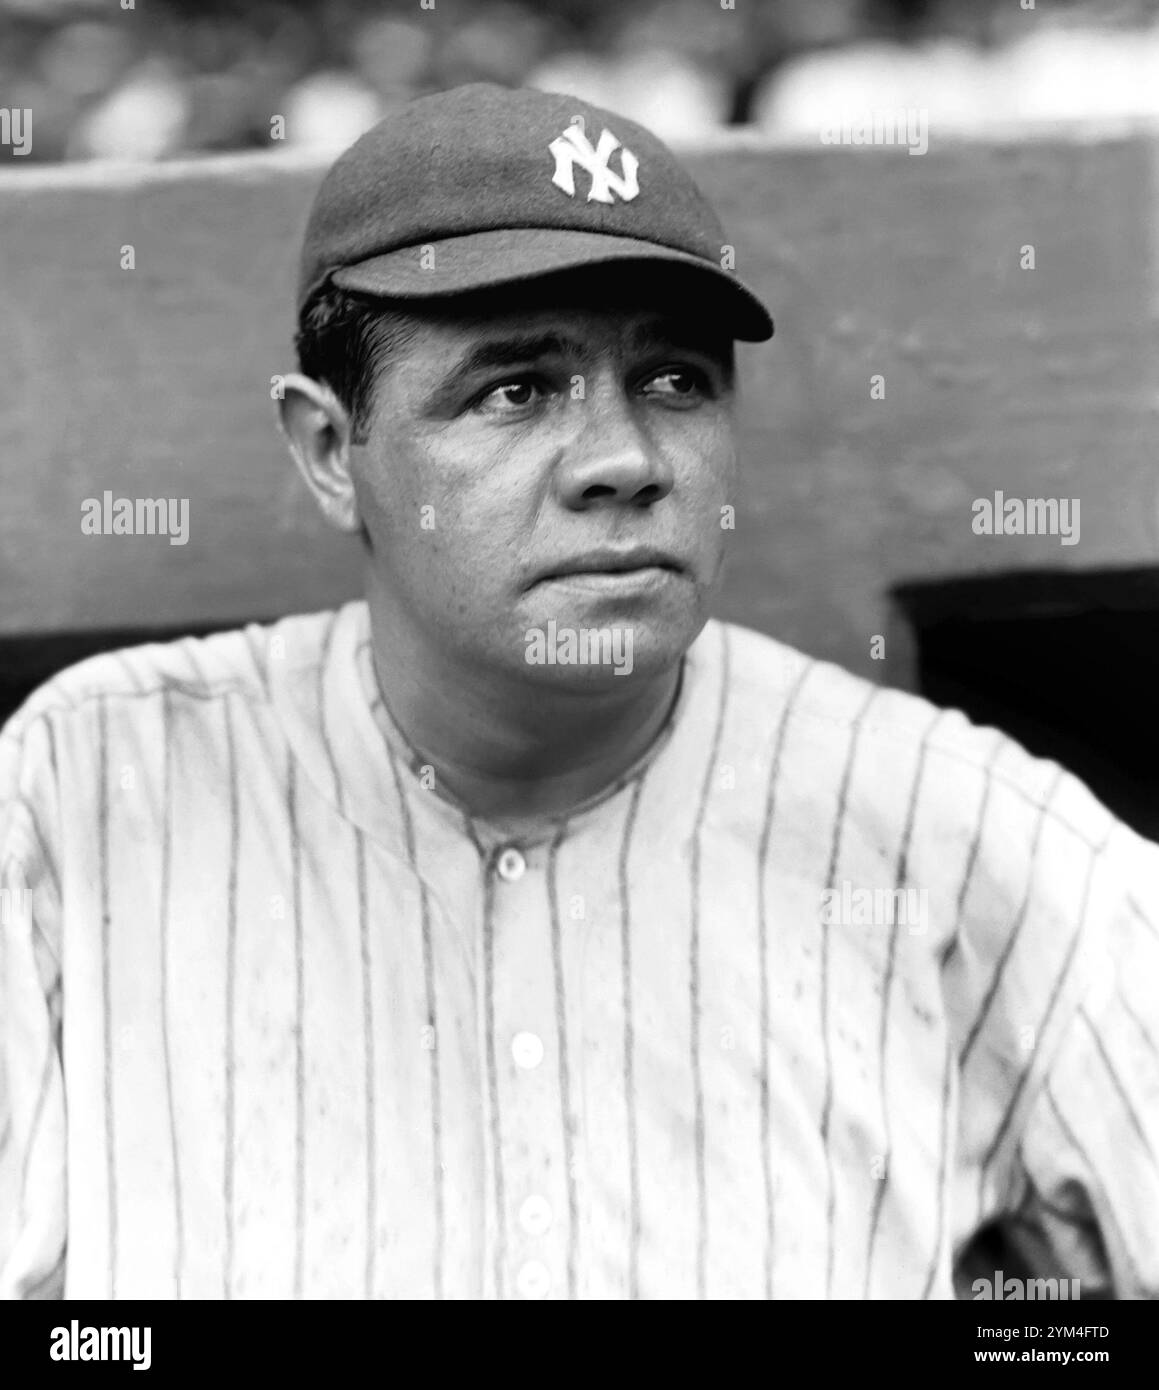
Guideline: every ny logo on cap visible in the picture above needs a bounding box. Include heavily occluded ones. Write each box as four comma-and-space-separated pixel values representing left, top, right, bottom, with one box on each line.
548, 123, 640, 205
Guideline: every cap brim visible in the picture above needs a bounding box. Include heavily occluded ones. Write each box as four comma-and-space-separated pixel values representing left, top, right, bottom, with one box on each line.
330, 226, 773, 342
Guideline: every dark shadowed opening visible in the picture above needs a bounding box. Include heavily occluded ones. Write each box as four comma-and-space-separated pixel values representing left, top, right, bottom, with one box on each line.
892, 568, 1159, 842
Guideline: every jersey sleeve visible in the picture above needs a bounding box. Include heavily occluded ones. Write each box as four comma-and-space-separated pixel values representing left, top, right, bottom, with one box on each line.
1000, 822, 1159, 1298
0, 710, 67, 1299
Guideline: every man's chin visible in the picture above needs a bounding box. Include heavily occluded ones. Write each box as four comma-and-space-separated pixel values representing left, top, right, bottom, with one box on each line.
515, 612, 703, 691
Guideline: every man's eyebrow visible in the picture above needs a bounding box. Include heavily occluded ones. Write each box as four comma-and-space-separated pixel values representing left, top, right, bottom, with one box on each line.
447, 332, 586, 379
418, 331, 586, 413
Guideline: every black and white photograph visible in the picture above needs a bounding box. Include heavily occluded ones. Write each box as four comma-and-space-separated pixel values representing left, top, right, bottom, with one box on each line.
1, 0, 1157, 1342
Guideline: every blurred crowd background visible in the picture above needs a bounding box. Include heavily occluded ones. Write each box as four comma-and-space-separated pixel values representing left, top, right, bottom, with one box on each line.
2, 0, 1159, 162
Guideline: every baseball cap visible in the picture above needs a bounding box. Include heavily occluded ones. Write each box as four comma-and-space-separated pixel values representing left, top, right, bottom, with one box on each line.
297, 83, 774, 342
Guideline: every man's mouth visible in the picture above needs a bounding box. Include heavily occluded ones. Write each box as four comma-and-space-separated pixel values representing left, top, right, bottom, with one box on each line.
533, 547, 685, 586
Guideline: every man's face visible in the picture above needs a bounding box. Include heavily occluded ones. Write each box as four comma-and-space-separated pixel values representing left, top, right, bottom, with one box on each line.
351, 274, 738, 688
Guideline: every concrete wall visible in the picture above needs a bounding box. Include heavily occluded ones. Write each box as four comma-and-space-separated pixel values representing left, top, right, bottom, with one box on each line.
1, 130, 1156, 683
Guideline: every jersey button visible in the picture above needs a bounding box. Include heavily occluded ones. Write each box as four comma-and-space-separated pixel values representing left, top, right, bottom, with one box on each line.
496, 847, 526, 882
515, 1259, 550, 1299
511, 1031, 544, 1069
518, 1195, 553, 1237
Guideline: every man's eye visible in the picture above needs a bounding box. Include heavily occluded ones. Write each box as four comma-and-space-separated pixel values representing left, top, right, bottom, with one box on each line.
475, 379, 544, 413
642, 367, 709, 400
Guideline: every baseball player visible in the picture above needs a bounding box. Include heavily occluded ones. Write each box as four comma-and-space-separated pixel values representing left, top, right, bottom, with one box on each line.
2, 84, 1158, 1301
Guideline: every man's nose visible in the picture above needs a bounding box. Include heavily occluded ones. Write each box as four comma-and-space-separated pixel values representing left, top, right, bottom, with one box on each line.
553, 395, 675, 511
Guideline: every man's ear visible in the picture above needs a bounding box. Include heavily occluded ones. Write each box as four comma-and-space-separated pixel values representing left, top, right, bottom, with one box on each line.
277, 373, 363, 534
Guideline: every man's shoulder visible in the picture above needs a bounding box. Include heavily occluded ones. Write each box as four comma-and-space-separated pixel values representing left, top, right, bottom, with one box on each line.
1, 604, 356, 749
715, 616, 976, 756
713, 618, 1113, 838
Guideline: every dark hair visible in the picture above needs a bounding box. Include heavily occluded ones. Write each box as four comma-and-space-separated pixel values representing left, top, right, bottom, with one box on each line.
294, 286, 417, 443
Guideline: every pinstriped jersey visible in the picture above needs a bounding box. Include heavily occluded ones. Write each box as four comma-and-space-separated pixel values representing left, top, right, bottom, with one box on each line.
2, 600, 1158, 1300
